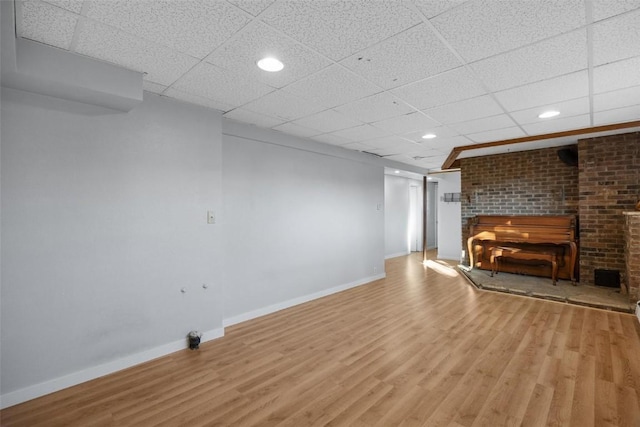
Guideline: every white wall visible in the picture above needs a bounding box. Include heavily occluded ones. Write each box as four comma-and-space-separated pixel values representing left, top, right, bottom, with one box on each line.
384, 174, 423, 258
222, 124, 385, 323
0, 89, 224, 406
436, 171, 462, 261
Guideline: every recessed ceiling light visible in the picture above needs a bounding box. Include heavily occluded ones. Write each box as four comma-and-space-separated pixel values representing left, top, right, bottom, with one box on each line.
422, 133, 437, 139
257, 57, 284, 72
538, 110, 560, 119
394, 170, 400, 174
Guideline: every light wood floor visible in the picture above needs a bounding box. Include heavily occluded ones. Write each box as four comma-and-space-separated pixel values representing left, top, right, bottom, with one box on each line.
2, 253, 640, 426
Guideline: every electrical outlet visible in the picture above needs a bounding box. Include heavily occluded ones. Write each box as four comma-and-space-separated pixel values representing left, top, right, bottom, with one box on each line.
207, 210, 215, 224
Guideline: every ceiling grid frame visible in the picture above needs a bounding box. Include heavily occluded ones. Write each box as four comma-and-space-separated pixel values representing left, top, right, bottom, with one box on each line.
11, 0, 640, 171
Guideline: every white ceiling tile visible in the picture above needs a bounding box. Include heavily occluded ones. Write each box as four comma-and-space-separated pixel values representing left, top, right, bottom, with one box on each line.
341, 142, 378, 152
494, 71, 589, 112
470, 30, 587, 92
382, 154, 415, 163
283, 65, 381, 109
466, 126, 527, 143
391, 67, 486, 110
241, 90, 327, 121
420, 135, 471, 151
172, 62, 274, 107
383, 147, 433, 158
371, 112, 440, 135
223, 108, 285, 128
394, 155, 442, 169
163, 88, 235, 112
593, 105, 640, 125
510, 98, 590, 125
592, 0, 640, 22
272, 122, 321, 138
412, 0, 467, 18
365, 142, 422, 156
402, 146, 449, 158
20, 1, 78, 49
423, 95, 504, 124
311, 133, 353, 146
75, 19, 199, 86
392, 143, 440, 156
593, 57, 640, 93
292, 110, 363, 133
384, 154, 429, 165
423, 161, 448, 170
402, 126, 460, 142
14, 0, 640, 171
206, 22, 331, 89
431, 0, 585, 62
43, 0, 83, 14
522, 114, 591, 135
450, 114, 517, 135
593, 9, 640, 66
143, 81, 167, 95
260, 0, 421, 61
333, 92, 415, 123
593, 85, 640, 111
332, 124, 391, 141
226, 0, 276, 16
85, 0, 250, 59
340, 24, 461, 89
361, 136, 418, 149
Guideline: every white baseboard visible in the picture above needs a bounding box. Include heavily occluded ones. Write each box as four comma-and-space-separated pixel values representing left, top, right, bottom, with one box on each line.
223, 273, 386, 327
0, 327, 224, 410
385, 251, 410, 260
2, 273, 389, 408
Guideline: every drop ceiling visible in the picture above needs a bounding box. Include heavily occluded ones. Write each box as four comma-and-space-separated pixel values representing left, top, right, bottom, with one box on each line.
14, 0, 640, 171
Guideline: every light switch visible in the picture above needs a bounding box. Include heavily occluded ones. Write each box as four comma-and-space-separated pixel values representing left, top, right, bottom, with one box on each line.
207, 210, 215, 224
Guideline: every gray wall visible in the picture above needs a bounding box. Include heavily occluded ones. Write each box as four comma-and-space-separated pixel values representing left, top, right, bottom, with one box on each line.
1, 89, 224, 404
0, 88, 389, 406
222, 128, 385, 322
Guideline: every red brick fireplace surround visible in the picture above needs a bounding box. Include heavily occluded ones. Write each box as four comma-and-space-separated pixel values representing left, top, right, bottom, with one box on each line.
461, 131, 640, 303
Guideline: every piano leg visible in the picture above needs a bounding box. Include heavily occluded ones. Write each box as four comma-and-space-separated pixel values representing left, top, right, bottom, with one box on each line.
467, 237, 475, 269
490, 246, 503, 277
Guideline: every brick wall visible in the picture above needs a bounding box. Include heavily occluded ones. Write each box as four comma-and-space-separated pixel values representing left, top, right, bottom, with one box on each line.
624, 213, 640, 302
578, 132, 640, 289
460, 146, 579, 260
459, 131, 640, 302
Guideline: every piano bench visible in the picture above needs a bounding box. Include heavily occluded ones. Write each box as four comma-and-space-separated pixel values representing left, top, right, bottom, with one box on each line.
490, 246, 558, 286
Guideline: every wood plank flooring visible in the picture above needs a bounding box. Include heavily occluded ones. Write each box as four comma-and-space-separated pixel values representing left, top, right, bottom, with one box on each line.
2, 253, 640, 426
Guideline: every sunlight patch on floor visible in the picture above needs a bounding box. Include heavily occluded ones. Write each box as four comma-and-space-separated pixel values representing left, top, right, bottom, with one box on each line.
423, 259, 459, 278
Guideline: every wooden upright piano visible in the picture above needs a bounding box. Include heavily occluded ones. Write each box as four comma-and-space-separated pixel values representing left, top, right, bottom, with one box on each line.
467, 215, 578, 283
